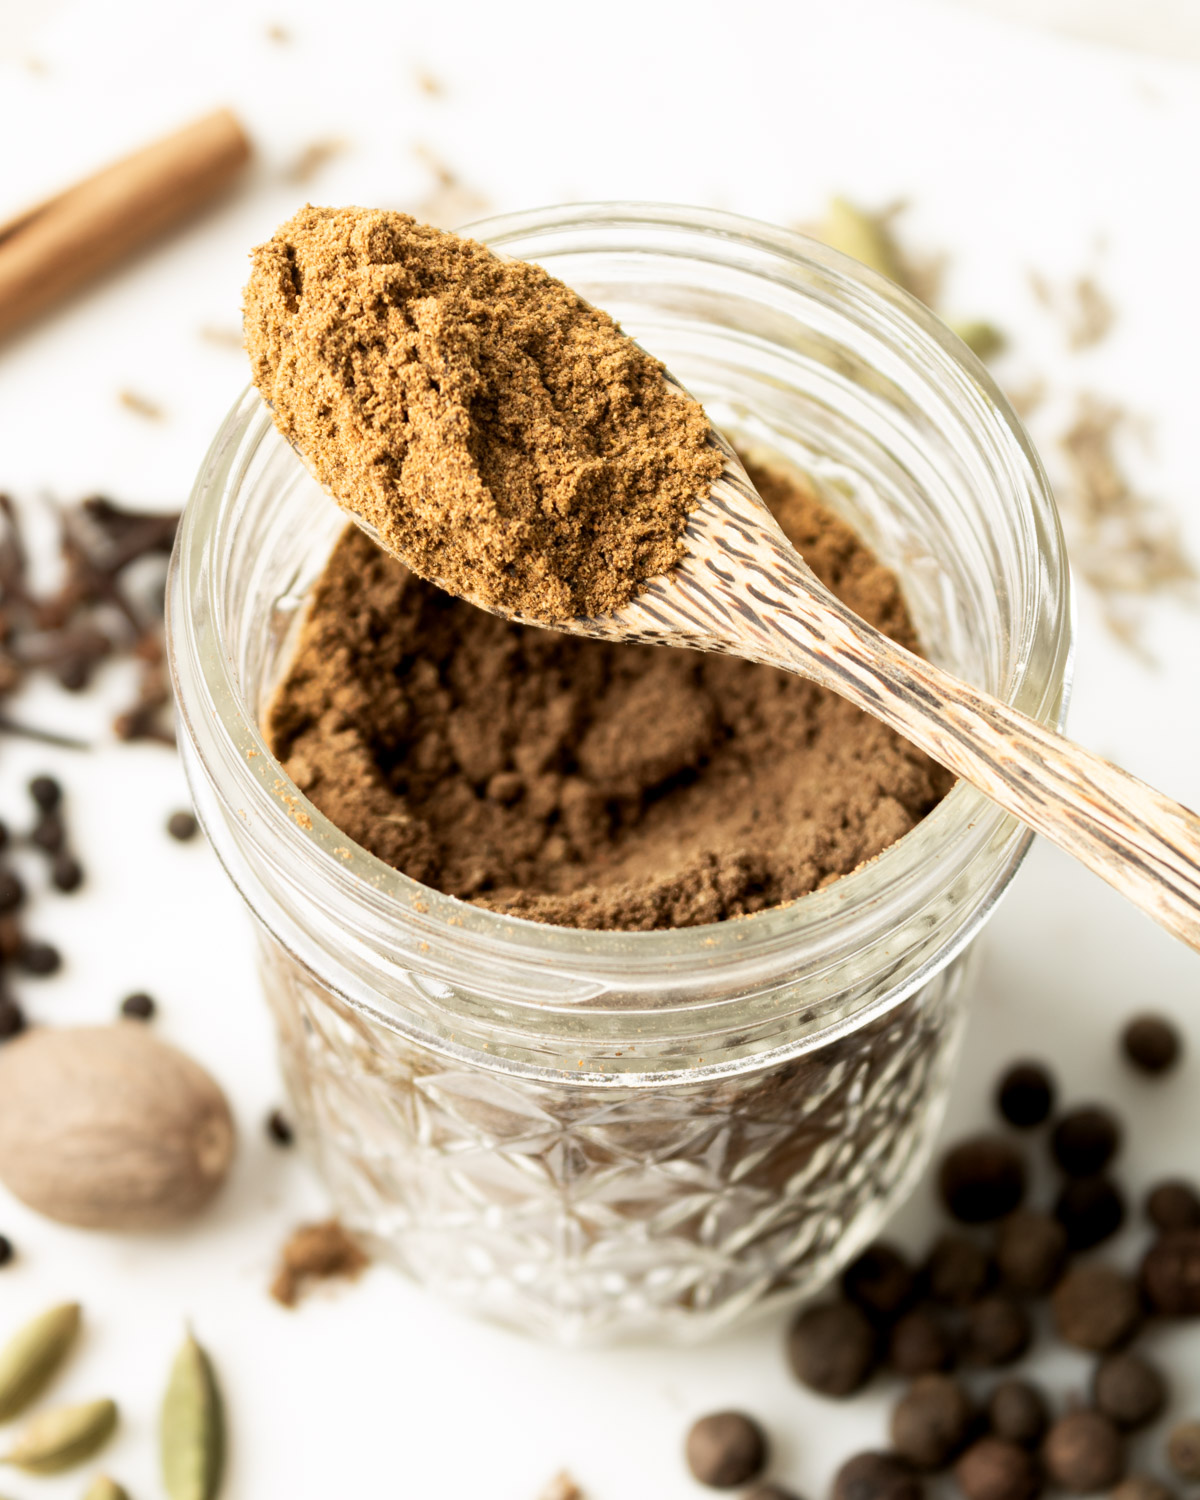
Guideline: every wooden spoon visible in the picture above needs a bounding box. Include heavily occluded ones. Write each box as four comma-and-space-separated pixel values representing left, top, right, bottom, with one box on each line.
347, 423, 1200, 954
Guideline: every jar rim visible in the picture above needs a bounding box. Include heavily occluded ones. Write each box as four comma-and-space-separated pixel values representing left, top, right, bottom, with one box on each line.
169, 201, 1072, 994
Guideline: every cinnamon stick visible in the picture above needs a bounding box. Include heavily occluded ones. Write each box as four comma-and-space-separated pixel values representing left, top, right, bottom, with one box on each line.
0, 108, 252, 343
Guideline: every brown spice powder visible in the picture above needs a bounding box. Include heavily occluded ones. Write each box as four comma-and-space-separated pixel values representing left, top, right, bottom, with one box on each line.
267, 458, 950, 932
244, 206, 721, 620
270, 1217, 369, 1307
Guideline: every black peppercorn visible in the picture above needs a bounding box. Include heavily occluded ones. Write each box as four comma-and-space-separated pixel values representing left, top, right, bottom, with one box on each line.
1092, 1352, 1166, 1431
843, 1242, 916, 1322
1052, 1263, 1140, 1351
1167, 1423, 1200, 1483
166, 810, 199, 842
266, 1109, 295, 1147
939, 1136, 1026, 1224
955, 1438, 1041, 1500
1141, 1229, 1200, 1316
889, 1309, 954, 1377
50, 853, 83, 893
987, 1380, 1048, 1449
0, 1233, 12, 1267
1121, 1014, 1182, 1075
28, 775, 61, 812
16, 939, 60, 976
788, 1301, 877, 1397
962, 1296, 1032, 1367
996, 1062, 1056, 1129
0, 997, 25, 1039
1043, 1410, 1124, 1493
1146, 1180, 1200, 1233
890, 1374, 974, 1470
119, 992, 156, 1021
1055, 1175, 1125, 1251
1051, 1106, 1121, 1177
831, 1452, 921, 1500
684, 1411, 767, 1489
994, 1210, 1068, 1296
922, 1235, 994, 1307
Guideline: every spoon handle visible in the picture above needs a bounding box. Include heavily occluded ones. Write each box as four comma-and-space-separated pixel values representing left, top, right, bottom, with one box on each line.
708, 532, 1200, 953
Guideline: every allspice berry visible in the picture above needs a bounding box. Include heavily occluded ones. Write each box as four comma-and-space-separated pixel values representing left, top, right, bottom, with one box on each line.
1092, 1352, 1167, 1431
843, 1242, 916, 1322
831, 1452, 922, 1500
939, 1137, 1026, 1224
1043, 1410, 1124, 1493
922, 1235, 994, 1307
890, 1375, 974, 1470
955, 1438, 1041, 1500
1055, 1175, 1126, 1252
889, 1309, 954, 1377
996, 1062, 1056, 1129
1141, 1230, 1200, 1316
962, 1296, 1032, 1367
684, 1411, 768, 1489
1145, 1180, 1200, 1234
994, 1211, 1068, 1296
1051, 1107, 1121, 1177
788, 1301, 877, 1397
1121, 1014, 1182, 1076
1052, 1264, 1141, 1352
987, 1380, 1048, 1449
1111, 1477, 1176, 1500
1167, 1422, 1200, 1483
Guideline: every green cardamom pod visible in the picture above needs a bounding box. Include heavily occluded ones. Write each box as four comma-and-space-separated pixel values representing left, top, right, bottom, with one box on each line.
84, 1476, 131, 1500
951, 319, 1007, 362
3, 1397, 117, 1473
0, 1302, 82, 1422
160, 1331, 223, 1500
822, 197, 905, 285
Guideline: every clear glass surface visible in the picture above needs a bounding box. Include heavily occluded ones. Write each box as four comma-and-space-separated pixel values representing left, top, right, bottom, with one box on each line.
167, 204, 1072, 1343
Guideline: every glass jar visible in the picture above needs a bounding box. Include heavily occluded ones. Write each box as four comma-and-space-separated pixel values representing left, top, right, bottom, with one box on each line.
167, 204, 1071, 1344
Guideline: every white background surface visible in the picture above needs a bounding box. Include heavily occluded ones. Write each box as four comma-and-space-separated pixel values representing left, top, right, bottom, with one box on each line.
0, 2, 1198, 1496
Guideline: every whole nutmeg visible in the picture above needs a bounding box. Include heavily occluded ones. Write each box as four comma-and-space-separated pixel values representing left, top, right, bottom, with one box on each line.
962, 1296, 1032, 1367
994, 1211, 1069, 1297
1092, 1353, 1167, 1431
987, 1380, 1048, 1449
788, 1302, 877, 1397
890, 1374, 974, 1470
889, 1310, 954, 1377
955, 1438, 1041, 1500
684, 1411, 767, 1489
1141, 1230, 1200, 1316
1145, 1181, 1200, 1234
1052, 1264, 1140, 1352
1043, 1410, 1124, 1493
0, 1025, 235, 1229
1167, 1421, 1200, 1483
939, 1137, 1026, 1224
831, 1451, 921, 1500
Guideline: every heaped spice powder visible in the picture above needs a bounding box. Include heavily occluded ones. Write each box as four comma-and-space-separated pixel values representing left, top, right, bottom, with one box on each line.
244, 206, 721, 621
267, 457, 950, 931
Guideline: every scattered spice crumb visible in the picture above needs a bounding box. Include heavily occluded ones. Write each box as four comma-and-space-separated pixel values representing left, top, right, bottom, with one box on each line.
1030, 270, 1117, 351
266, 23, 290, 42
412, 144, 489, 229
1007, 379, 1047, 420
284, 137, 349, 185
265, 1108, 294, 1147
118, 389, 164, 421
415, 68, 444, 97
270, 1218, 368, 1306
199, 325, 244, 350
538, 1474, 585, 1500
